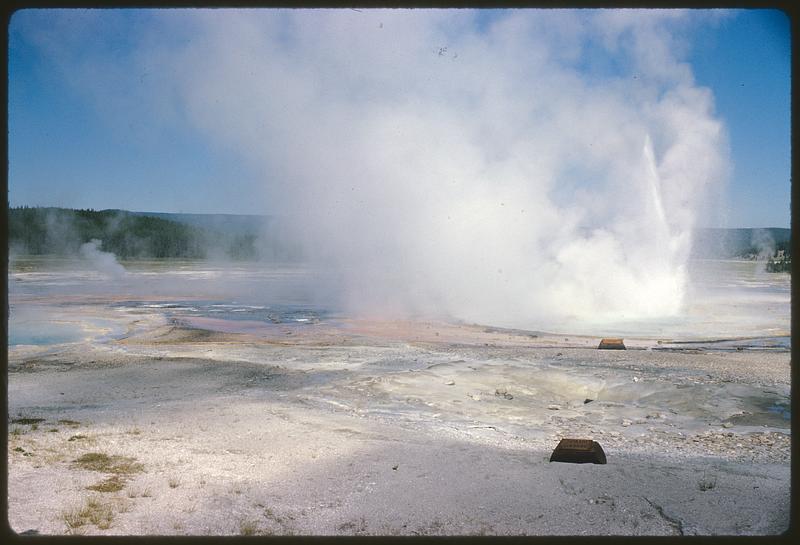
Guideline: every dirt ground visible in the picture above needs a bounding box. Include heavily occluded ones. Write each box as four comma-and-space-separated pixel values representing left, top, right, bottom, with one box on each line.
6, 316, 791, 536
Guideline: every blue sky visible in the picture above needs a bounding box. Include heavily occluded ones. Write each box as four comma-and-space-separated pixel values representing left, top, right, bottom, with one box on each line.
7, 8, 791, 228
687, 9, 791, 228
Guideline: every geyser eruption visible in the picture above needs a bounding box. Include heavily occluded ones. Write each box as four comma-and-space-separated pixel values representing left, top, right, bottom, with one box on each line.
64, 9, 728, 329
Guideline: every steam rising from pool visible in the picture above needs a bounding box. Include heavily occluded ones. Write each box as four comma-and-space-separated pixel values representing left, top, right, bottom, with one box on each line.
79, 239, 127, 278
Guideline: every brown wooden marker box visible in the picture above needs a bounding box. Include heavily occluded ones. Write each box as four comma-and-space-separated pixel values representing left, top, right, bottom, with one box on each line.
598, 338, 626, 350
549, 438, 607, 464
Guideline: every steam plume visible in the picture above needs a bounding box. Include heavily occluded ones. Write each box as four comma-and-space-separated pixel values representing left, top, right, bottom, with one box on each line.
39, 9, 731, 329
176, 10, 728, 327
79, 239, 127, 278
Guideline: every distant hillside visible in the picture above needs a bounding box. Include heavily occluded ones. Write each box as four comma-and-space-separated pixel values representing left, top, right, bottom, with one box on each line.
691, 227, 791, 259
9, 207, 789, 263
128, 210, 300, 260
126, 211, 270, 236
7, 207, 282, 260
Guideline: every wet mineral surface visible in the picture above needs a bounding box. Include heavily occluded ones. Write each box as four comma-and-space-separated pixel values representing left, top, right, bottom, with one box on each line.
7, 259, 791, 535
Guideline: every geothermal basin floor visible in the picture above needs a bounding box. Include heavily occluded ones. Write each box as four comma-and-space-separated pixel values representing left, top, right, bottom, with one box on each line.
6, 300, 791, 536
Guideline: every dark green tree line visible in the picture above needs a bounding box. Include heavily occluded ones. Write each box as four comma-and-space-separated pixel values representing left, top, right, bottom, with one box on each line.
7, 207, 234, 259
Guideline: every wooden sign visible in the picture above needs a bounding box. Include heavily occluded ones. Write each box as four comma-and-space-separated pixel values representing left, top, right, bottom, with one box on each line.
598, 338, 626, 350
549, 438, 607, 464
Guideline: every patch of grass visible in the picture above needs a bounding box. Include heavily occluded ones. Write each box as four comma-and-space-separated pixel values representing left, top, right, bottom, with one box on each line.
48, 428, 60, 433
42, 452, 66, 464
125, 427, 142, 435
85, 497, 115, 529
261, 507, 295, 534
87, 475, 126, 493
58, 419, 81, 427
11, 417, 45, 425
13, 446, 34, 458
63, 497, 115, 531
338, 517, 368, 535
380, 524, 404, 536
73, 452, 113, 471
412, 519, 446, 536
31, 423, 39, 431
68, 434, 88, 442
263, 507, 279, 522
168, 477, 181, 489
63, 507, 87, 531
240, 520, 260, 536
127, 486, 152, 499
72, 452, 144, 475
10, 427, 24, 436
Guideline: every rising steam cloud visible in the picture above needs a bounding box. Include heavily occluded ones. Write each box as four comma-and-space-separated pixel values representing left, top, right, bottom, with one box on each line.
45, 9, 730, 329
80, 239, 127, 278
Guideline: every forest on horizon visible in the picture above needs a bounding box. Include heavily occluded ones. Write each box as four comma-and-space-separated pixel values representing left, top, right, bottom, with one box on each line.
8, 206, 259, 260
7, 206, 790, 263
